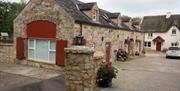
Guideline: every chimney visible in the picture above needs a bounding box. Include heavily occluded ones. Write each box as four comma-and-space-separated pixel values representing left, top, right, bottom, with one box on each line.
166, 12, 171, 18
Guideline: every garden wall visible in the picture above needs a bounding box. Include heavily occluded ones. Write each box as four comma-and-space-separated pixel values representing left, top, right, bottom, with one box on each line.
0, 43, 15, 63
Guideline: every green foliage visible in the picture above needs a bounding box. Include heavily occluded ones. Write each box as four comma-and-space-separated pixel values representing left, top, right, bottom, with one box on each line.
132, 16, 142, 25
96, 62, 118, 87
0, 1, 26, 41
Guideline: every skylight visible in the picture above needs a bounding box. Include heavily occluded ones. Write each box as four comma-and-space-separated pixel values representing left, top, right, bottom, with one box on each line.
103, 14, 109, 20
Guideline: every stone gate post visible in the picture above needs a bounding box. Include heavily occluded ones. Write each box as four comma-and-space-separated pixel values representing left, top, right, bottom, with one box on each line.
65, 46, 96, 91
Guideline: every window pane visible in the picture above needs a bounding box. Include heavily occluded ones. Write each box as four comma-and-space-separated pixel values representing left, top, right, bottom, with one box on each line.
148, 42, 151, 47
36, 40, 49, 61
144, 42, 147, 46
29, 39, 34, 48
49, 51, 55, 61
28, 49, 34, 59
50, 41, 56, 50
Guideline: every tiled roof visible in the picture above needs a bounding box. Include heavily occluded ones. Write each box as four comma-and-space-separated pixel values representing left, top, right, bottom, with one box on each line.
56, 0, 140, 32
78, 2, 96, 11
107, 13, 120, 19
141, 14, 180, 33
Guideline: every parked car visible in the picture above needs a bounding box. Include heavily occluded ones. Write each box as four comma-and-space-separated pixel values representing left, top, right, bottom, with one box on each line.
166, 47, 180, 58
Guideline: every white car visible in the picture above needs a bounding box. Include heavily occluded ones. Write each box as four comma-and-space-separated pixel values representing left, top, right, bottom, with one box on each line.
166, 47, 180, 58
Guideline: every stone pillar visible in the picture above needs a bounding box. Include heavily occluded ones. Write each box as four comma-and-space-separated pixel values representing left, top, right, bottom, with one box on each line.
65, 46, 95, 91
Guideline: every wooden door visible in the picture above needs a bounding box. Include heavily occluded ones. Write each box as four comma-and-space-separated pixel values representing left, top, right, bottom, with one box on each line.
156, 42, 161, 51
105, 42, 111, 63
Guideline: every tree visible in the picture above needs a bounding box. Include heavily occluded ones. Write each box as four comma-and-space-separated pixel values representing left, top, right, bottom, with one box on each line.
132, 16, 142, 25
0, 1, 26, 41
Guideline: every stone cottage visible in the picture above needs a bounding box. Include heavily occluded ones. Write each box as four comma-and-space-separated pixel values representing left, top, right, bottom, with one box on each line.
12, 0, 144, 69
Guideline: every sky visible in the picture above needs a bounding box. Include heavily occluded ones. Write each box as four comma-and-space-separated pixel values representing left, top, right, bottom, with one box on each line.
6, 0, 180, 17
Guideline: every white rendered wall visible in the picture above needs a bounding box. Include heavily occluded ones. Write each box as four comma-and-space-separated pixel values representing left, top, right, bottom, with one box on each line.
144, 26, 180, 51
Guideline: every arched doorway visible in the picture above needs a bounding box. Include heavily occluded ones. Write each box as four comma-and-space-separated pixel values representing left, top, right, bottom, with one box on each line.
153, 36, 165, 51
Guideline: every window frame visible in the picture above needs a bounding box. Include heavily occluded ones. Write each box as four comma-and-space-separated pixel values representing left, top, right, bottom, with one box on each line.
144, 41, 151, 48
27, 39, 56, 64
147, 33, 153, 38
172, 29, 176, 35
92, 10, 98, 21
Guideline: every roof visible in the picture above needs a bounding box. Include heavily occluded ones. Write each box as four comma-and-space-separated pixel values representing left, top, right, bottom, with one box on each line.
107, 13, 120, 19
153, 36, 165, 42
141, 14, 180, 33
78, 2, 96, 11
56, 0, 140, 32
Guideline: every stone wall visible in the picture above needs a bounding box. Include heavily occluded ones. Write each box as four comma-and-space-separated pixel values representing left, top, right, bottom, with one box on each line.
0, 43, 15, 63
13, 0, 75, 68
65, 46, 103, 91
74, 23, 144, 62
14, 0, 75, 44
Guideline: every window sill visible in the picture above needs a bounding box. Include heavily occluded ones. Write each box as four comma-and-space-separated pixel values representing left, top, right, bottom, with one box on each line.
27, 59, 56, 65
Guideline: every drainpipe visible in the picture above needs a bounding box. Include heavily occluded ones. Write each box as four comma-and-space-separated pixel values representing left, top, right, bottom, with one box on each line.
80, 24, 83, 35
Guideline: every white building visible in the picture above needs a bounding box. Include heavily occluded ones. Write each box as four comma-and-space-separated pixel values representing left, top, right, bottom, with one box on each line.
141, 14, 180, 51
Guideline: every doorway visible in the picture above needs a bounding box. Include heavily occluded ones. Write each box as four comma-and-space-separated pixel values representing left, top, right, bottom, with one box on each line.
156, 42, 162, 51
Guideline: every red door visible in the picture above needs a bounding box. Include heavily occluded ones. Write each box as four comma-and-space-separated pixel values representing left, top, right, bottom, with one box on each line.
105, 42, 111, 63
156, 42, 161, 51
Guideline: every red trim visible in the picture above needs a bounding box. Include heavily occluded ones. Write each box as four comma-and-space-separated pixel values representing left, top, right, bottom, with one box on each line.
27, 20, 56, 38
16, 37, 25, 60
105, 42, 111, 64
56, 40, 68, 66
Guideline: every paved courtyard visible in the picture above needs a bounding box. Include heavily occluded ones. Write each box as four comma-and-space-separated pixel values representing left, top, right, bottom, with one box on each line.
106, 52, 180, 91
0, 52, 180, 91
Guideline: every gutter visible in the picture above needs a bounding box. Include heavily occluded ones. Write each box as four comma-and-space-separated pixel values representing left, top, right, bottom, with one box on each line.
75, 20, 143, 33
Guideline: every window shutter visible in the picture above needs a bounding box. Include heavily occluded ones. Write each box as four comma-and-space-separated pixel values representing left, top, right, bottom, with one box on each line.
56, 40, 68, 66
16, 37, 25, 60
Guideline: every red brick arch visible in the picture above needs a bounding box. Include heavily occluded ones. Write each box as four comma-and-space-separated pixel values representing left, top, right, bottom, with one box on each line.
27, 20, 56, 38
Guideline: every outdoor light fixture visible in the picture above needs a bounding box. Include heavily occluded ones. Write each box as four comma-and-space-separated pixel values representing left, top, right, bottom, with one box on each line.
73, 35, 85, 46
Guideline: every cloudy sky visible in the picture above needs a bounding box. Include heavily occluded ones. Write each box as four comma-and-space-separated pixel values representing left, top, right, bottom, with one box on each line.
7, 0, 180, 17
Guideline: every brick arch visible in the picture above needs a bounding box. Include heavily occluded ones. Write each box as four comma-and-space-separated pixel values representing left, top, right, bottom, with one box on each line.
27, 20, 56, 38
24, 16, 60, 38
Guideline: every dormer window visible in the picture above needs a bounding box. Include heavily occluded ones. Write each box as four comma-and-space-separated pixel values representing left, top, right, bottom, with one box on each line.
92, 10, 98, 21
172, 29, 176, 35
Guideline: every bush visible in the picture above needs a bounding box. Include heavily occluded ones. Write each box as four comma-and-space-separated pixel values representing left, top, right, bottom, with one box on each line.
135, 51, 140, 56
116, 49, 128, 62
96, 62, 118, 87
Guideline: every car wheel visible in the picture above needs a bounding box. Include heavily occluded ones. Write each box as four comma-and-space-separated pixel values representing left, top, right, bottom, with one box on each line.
166, 56, 169, 58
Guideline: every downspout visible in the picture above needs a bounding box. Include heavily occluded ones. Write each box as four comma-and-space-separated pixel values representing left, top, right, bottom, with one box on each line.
80, 24, 83, 35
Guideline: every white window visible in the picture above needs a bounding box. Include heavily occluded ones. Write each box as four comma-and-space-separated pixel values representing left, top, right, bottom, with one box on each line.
28, 39, 56, 64
144, 41, 151, 47
171, 42, 179, 47
147, 33, 153, 38
172, 29, 176, 35
92, 10, 98, 21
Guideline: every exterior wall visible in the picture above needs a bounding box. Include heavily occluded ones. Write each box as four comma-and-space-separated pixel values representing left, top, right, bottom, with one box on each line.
0, 43, 15, 63
145, 26, 180, 51
74, 23, 144, 62
13, 0, 75, 70
10, 0, 144, 69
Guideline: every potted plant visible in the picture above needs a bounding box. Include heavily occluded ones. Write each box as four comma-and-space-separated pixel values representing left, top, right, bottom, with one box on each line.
135, 51, 140, 56
96, 62, 118, 87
